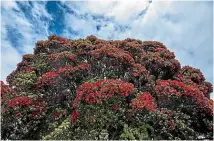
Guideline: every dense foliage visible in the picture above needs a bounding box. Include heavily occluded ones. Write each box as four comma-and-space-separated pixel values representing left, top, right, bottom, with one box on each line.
1, 34, 213, 140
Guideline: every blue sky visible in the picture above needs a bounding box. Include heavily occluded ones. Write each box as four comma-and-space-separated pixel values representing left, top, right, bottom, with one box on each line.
1, 1, 213, 87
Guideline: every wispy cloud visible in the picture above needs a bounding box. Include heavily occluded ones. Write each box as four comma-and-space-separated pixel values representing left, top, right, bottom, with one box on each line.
1, 1, 52, 81
84, 0, 150, 25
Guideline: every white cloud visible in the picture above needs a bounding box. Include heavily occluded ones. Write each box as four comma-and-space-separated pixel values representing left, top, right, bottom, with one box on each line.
84, 1, 116, 15
98, 22, 115, 39
84, 0, 150, 24
1, 1, 52, 82
211, 92, 214, 100
68, 15, 96, 36
1, 0, 19, 10
1, 40, 22, 82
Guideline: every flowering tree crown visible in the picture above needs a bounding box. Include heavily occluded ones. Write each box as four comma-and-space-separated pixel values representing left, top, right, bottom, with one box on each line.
1, 34, 213, 140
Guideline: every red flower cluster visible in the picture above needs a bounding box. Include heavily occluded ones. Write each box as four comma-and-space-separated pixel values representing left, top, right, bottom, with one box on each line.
2, 108, 6, 113
70, 110, 80, 124
29, 99, 46, 119
16, 112, 22, 117
1, 81, 12, 113
86, 35, 97, 42
72, 80, 103, 107
155, 80, 213, 115
201, 81, 213, 98
174, 69, 213, 98
72, 42, 95, 55
112, 104, 120, 110
181, 66, 205, 84
91, 45, 135, 65
143, 41, 167, 52
22, 54, 35, 61
17, 60, 29, 71
8, 96, 33, 107
38, 63, 91, 86
142, 52, 180, 78
55, 36, 69, 44
48, 34, 69, 44
173, 72, 195, 85
100, 79, 134, 97
48, 51, 77, 62
24, 66, 35, 72
72, 79, 134, 108
120, 40, 143, 54
1, 98, 7, 103
155, 80, 183, 97
1, 81, 11, 95
132, 64, 147, 77
35, 38, 70, 54
208, 123, 213, 130
76, 62, 91, 70
53, 111, 64, 120
36, 40, 49, 48
38, 71, 58, 85
139, 41, 181, 79
169, 120, 176, 130
159, 49, 175, 59
160, 108, 173, 116
56, 64, 76, 75
131, 92, 157, 111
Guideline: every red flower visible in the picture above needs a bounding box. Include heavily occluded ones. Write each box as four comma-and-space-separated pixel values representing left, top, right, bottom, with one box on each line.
38, 71, 58, 85
29, 99, 46, 119
73, 79, 134, 108
53, 111, 64, 120
131, 92, 157, 111
91, 45, 135, 65
132, 64, 147, 77
8, 96, 33, 107
160, 108, 166, 113
2, 108, 6, 113
77, 62, 91, 70
1, 98, 7, 103
1, 81, 11, 95
24, 67, 35, 72
155, 79, 213, 115
48, 52, 76, 62
56, 36, 68, 44
113, 104, 119, 110
208, 123, 213, 130
16, 112, 22, 117
56, 64, 75, 75
167, 110, 173, 116
69, 55, 76, 61
169, 120, 176, 130
70, 110, 80, 124
85, 91, 100, 104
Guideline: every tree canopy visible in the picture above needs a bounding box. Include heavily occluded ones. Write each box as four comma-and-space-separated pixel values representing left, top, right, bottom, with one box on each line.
1, 34, 213, 140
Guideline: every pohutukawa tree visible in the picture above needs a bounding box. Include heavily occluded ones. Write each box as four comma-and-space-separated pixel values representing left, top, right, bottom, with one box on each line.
1, 34, 213, 140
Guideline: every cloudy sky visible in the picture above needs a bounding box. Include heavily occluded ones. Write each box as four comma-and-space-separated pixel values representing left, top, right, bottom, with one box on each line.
1, 0, 213, 87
